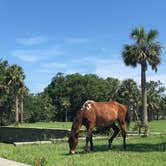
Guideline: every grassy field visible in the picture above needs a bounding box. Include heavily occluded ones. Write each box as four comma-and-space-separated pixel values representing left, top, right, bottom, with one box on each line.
1, 120, 165, 166
148, 120, 166, 133
10, 121, 72, 129
10, 120, 166, 133
0, 135, 165, 166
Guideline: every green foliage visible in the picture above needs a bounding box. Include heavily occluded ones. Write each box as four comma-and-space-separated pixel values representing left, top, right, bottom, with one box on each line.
24, 93, 55, 123
1, 58, 166, 126
117, 79, 141, 120
44, 73, 121, 121
0, 59, 14, 125
0, 59, 26, 125
123, 26, 162, 71
147, 81, 166, 121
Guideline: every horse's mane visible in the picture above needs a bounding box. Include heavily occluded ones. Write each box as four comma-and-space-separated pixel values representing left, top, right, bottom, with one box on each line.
73, 110, 83, 126
71, 110, 83, 135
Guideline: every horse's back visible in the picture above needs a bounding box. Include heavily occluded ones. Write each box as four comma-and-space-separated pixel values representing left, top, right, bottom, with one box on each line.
94, 101, 126, 113
88, 101, 122, 127
81, 100, 127, 127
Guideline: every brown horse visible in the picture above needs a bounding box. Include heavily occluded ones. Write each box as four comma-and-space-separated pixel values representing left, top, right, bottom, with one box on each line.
68, 100, 130, 154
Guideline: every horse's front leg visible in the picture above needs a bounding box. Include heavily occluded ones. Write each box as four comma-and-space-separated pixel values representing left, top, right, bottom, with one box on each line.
85, 132, 92, 151
85, 127, 94, 152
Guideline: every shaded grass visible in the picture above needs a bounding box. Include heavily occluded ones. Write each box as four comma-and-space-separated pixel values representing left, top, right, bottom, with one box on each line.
9, 120, 166, 133
0, 135, 165, 166
9, 122, 72, 129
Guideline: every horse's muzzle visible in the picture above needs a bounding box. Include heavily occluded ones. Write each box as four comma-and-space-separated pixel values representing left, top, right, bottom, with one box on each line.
69, 150, 75, 154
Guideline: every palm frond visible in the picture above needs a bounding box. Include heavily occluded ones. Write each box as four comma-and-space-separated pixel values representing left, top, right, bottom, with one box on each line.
122, 45, 139, 67
131, 26, 146, 45
147, 42, 162, 72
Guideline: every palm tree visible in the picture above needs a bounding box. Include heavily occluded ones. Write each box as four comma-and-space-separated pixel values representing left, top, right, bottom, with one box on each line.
5, 64, 25, 123
117, 79, 141, 121
18, 86, 28, 123
61, 97, 71, 122
147, 81, 165, 120
0, 59, 8, 90
122, 26, 162, 127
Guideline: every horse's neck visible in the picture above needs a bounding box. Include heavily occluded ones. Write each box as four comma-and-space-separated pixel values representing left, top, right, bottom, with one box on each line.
72, 112, 83, 135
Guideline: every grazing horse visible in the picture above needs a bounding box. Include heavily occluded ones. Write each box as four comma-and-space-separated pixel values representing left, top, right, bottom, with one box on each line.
68, 100, 130, 154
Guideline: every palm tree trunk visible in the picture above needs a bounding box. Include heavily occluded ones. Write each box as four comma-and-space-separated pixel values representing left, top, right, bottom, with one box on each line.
21, 95, 24, 123
141, 64, 148, 127
65, 108, 68, 122
15, 94, 19, 122
156, 110, 159, 120
0, 108, 3, 126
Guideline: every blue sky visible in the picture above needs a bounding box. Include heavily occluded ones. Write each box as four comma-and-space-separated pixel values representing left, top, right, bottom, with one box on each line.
0, 0, 166, 93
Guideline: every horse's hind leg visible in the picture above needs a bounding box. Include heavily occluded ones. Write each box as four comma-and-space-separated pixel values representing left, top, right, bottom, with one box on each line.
108, 122, 120, 149
90, 135, 93, 151
118, 120, 126, 149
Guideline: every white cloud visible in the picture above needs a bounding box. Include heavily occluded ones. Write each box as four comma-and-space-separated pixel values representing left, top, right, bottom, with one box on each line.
64, 69, 82, 74
17, 36, 47, 46
11, 50, 39, 62
11, 47, 64, 62
37, 69, 54, 73
65, 38, 91, 44
94, 58, 140, 80
38, 55, 166, 87
43, 62, 67, 68
92, 57, 166, 86
146, 73, 166, 86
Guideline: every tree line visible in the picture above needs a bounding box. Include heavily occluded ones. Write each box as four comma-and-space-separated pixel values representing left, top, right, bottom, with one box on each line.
0, 61, 165, 125
0, 59, 28, 125
0, 26, 165, 127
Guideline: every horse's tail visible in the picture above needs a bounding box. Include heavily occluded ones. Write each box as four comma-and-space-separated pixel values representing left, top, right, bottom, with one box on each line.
125, 111, 130, 129
118, 103, 130, 129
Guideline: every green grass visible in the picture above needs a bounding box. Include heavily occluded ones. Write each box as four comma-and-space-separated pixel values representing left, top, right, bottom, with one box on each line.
10, 122, 72, 129
1, 120, 166, 165
0, 135, 165, 166
148, 120, 166, 133
9, 120, 166, 133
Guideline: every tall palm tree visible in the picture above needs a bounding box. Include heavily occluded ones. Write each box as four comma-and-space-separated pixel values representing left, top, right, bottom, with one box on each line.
5, 64, 25, 123
122, 26, 162, 127
18, 86, 28, 123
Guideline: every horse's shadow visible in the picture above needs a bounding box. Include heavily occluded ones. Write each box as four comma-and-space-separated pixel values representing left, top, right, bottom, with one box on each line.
63, 142, 166, 156
92, 142, 166, 153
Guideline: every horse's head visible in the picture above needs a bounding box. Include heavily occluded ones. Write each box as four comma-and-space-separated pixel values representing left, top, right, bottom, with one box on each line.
68, 131, 78, 154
